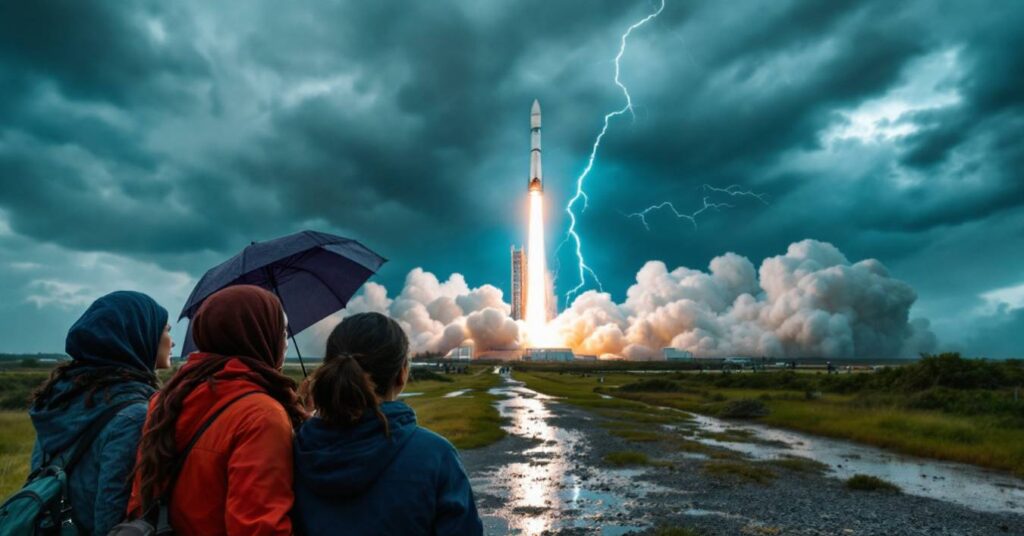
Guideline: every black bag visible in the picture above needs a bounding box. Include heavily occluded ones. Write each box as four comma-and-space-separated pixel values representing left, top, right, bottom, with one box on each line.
0, 400, 135, 536
107, 391, 260, 536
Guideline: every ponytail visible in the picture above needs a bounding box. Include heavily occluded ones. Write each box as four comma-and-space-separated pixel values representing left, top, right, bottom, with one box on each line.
311, 312, 410, 438
311, 353, 390, 437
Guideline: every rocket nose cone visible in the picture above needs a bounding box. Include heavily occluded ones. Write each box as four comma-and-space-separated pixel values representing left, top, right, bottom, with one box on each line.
532, 99, 540, 114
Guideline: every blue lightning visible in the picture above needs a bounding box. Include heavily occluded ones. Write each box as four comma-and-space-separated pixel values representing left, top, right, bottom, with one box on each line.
562, 0, 666, 307
702, 184, 770, 205
626, 183, 769, 230
626, 196, 733, 230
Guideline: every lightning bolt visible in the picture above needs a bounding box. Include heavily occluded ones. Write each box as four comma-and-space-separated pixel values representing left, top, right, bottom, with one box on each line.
562, 0, 666, 307
626, 196, 733, 230
626, 183, 769, 230
703, 184, 770, 205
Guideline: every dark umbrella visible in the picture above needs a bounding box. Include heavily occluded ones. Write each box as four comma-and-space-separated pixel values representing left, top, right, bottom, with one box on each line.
179, 230, 387, 375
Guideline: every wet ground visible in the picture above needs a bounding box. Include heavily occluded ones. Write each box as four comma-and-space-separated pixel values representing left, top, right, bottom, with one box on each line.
461, 373, 1024, 535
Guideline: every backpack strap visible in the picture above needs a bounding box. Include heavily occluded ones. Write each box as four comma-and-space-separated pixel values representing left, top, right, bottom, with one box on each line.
45, 399, 139, 474
161, 390, 263, 501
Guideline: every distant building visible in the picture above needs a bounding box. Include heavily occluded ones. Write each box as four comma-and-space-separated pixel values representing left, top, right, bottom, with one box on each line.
510, 246, 527, 320
475, 349, 522, 361
445, 343, 474, 361
663, 348, 694, 361
523, 347, 575, 362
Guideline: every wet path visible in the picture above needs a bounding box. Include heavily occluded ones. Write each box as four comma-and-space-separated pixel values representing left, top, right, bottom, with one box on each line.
460, 372, 1024, 535
466, 374, 660, 535
680, 413, 1024, 515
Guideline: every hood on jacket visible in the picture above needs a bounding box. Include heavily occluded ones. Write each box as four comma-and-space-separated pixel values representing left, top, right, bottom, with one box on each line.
65, 290, 168, 373
294, 401, 418, 497
29, 374, 154, 459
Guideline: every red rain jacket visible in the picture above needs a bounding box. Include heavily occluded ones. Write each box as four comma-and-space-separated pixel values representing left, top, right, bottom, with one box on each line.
128, 354, 294, 535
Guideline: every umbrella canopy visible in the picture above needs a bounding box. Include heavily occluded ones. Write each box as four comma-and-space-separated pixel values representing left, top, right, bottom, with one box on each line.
179, 230, 386, 362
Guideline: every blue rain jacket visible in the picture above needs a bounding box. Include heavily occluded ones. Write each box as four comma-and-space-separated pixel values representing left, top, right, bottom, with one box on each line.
293, 401, 483, 536
30, 377, 154, 534
29, 290, 165, 534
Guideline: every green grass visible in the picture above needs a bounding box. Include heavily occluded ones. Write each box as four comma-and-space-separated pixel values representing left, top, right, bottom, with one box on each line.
604, 450, 650, 467
402, 368, 505, 449
846, 474, 901, 492
650, 527, 702, 536
602, 450, 674, 469
0, 371, 49, 410
702, 460, 776, 484
760, 400, 1024, 476
0, 411, 35, 498
607, 373, 1024, 477
605, 426, 666, 443
766, 456, 829, 474
512, 371, 691, 425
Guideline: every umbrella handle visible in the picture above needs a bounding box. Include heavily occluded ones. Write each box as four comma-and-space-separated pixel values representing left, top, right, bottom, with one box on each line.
291, 333, 307, 377
265, 266, 308, 378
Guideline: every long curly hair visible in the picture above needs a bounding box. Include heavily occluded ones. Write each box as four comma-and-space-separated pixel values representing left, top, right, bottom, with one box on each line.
31, 362, 158, 410
134, 354, 303, 509
132, 286, 306, 510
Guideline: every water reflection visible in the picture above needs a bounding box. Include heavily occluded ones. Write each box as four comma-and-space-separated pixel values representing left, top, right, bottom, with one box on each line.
474, 373, 657, 535
681, 413, 1024, 514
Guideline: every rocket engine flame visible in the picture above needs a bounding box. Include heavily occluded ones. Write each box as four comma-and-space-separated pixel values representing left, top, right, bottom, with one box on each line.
523, 99, 556, 346
525, 188, 552, 345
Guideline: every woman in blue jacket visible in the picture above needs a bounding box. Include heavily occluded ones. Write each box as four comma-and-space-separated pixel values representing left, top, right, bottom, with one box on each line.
293, 312, 483, 536
29, 291, 173, 534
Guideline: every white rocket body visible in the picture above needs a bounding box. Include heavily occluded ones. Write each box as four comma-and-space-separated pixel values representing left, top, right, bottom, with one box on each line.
529, 99, 542, 192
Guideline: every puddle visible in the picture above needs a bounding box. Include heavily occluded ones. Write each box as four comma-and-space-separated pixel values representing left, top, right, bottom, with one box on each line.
677, 413, 1024, 514
444, 389, 473, 398
397, 392, 423, 398
474, 376, 664, 534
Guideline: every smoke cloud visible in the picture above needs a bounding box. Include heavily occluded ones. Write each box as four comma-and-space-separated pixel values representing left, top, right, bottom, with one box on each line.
307, 239, 936, 359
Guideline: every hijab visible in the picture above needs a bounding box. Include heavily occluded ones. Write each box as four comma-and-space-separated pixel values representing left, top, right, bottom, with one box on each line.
191, 285, 286, 368
64, 290, 168, 373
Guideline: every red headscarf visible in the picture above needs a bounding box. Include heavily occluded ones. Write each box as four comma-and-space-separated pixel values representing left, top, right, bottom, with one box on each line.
192, 285, 286, 369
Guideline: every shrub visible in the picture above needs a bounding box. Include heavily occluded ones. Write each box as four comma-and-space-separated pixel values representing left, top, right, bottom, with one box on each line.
618, 379, 682, 392
703, 461, 776, 484
846, 474, 900, 492
719, 398, 769, 419
408, 368, 454, 383
603, 450, 650, 466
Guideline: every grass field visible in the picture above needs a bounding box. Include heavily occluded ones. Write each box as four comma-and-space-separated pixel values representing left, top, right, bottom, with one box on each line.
515, 367, 1024, 477
0, 411, 35, 499
400, 367, 504, 449
0, 365, 504, 499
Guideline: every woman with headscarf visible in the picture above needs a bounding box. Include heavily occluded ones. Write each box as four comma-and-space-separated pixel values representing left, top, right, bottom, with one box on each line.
128, 285, 305, 536
29, 290, 173, 534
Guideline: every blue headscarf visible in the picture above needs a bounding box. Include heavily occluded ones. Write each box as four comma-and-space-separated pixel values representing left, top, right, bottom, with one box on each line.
65, 291, 169, 373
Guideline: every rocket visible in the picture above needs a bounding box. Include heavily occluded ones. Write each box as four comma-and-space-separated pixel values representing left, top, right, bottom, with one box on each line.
529, 99, 542, 192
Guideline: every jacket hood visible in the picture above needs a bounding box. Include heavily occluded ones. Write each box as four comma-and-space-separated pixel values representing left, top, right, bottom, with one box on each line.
294, 401, 418, 497
65, 290, 168, 373
29, 374, 154, 459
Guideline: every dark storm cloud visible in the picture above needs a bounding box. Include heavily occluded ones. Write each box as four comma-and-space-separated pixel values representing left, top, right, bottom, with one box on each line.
0, 0, 1021, 354
0, 1, 207, 106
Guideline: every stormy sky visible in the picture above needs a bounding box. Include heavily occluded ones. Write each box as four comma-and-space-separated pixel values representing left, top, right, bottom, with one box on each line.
1, 0, 1021, 357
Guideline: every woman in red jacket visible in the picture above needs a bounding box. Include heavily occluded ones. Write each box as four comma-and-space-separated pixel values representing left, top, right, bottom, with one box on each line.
128, 285, 305, 535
